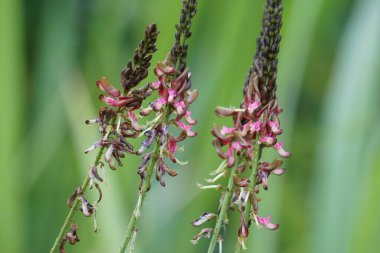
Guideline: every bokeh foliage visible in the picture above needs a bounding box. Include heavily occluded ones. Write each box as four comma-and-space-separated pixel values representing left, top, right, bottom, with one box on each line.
1, 0, 379, 252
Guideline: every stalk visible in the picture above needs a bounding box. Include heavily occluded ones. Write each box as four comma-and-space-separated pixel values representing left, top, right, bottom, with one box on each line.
235, 135, 262, 253
50, 116, 117, 253
207, 165, 238, 253
119, 144, 160, 253
119, 107, 171, 253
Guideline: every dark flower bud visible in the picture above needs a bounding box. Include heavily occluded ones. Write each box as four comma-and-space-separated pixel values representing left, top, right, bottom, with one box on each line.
121, 24, 159, 92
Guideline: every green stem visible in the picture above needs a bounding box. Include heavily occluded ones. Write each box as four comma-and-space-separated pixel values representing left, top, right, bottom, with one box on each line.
118, 144, 160, 253
207, 165, 238, 253
50, 116, 117, 253
49, 145, 106, 253
119, 106, 171, 253
235, 135, 262, 253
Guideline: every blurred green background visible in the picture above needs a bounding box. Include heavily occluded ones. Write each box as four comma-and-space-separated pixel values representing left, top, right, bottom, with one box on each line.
1, 0, 380, 252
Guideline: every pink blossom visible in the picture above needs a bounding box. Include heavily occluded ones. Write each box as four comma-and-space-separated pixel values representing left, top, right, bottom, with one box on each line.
226, 145, 235, 168
220, 126, 236, 135
259, 136, 276, 146
274, 141, 291, 158
271, 168, 286, 175
176, 120, 197, 137
149, 80, 161, 90
152, 97, 167, 111
184, 111, 197, 125
99, 95, 119, 106
249, 121, 261, 133
174, 100, 186, 115
167, 89, 177, 103
256, 216, 279, 230
268, 120, 282, 135
96, 77, 120, 97
154, 62, 176, 76
168, 139, 178, 163
129, 111, 141, 131
247, 101, 260, 114
232, 141, 242, 152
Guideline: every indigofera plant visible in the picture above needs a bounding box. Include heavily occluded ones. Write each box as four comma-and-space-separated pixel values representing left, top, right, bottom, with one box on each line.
50, 24, 159, 253
191, 0, 289, 252
50, 1, 198, 253
118, 1, 198, 252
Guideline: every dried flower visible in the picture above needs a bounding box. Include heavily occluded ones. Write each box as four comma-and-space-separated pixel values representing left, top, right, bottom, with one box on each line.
59, 223, 80, 253
78, 195, 96, 217
67, 187, 82, 208
191, 228, 212, 245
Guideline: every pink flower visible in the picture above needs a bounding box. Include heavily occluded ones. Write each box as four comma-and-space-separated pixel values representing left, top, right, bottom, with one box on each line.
154, 62, 176, 76
96, 77, 121, 97
99, 95, 120, 106
176, 120, 197, 137
259, 136, 276, 146
249, 121, 261, 133
268, 120, 282, 135
168, 89, 177, 103
226, 145, 235, 168
274, 141, 291, 158
232, 141, 242, 152
184, 111, 197, 125
271, 168, 286, 175
220, 126, 236, 135
168, 139, 178, 163
149, 80, 161, 90
256, 216, 279, 230
152, 97, 167, 111
247, 101, 260, 114
173, 100, 186, 115
260, 160, 286, 176
129, 111, 141, 131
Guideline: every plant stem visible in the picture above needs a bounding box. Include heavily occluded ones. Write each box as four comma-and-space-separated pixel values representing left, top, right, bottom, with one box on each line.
119, 106, 171, 253
119, 144, 160, 253
235, 135, 262, 253
207, 165, 238, 253
49, 145, 106, 253
50, 116, 117, 253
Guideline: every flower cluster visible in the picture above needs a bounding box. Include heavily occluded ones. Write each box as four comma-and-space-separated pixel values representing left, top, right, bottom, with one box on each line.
56, 24, 159, 251
118, 1, 198, 251
192, 0, 288, 251
54, 1, 199, 252
136, 60, 198, 188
